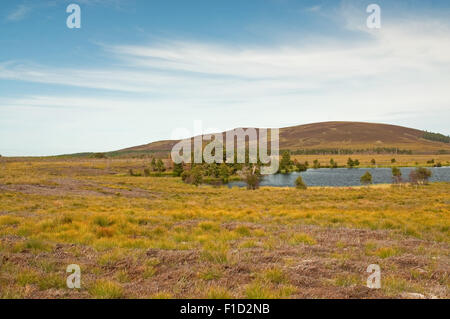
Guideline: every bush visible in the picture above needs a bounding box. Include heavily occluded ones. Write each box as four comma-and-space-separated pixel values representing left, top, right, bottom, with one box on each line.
295, 176, 307, 190
280, 151, 292, 172
156, 159, 166, 172
238, 166, 260, 190
219, 163, 230, 183
360, 171, 372, 185
150, 158, 157, 171
409, 167, 432, 185
329, 158, 338, 168
295, 162, 308, 172
391, 167, 402, 184
347, 158, 359, 168
313, 159, 320, 169
182, 166, 203, 186
172, 163, 183, 177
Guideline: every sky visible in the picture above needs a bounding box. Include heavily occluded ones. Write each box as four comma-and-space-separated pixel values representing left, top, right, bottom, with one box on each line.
1, 0, 450, 156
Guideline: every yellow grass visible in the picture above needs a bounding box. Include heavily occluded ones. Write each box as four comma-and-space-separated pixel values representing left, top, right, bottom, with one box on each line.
0, 158, 448, 299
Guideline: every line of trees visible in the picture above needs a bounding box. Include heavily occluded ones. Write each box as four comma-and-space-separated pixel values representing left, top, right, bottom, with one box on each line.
291, 147, 413, 155
423, 131, 450, 143
359, 166, 433, 186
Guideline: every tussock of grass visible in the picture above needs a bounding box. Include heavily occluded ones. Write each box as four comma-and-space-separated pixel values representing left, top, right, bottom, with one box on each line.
198, 267, 223, 281
16, 270, 39, 286
88, 280, 123, 299
288, 233, 316, 246
149, 292, 173, 299
205, 286, 233, 299
262, 267, 286, 284
245, 280, 296, 299
333, 274, 361, 287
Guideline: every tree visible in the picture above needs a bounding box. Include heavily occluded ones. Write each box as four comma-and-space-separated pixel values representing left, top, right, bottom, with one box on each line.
347, 157, 356, 168
295, 176, 307, 189
347, 158, 360, 167
391, 158, 396, 163
313, 159, 320, 169
173, 163, 183, 177
296, 162, 307, 172
219, 163, 230, 183
156, 159, 166, 172
360, 171, 373, 185
409, 167, 432, 185
280, 151, 292, 172
239, 165, 261, 190
150, 158, 157, 171
330, 158, 338, 168
371, 158, 376, 165
182, 166, 203, 186
391, 167, 402, 184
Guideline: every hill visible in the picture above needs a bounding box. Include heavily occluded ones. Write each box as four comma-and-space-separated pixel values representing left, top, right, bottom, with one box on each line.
119, 122, 450, 155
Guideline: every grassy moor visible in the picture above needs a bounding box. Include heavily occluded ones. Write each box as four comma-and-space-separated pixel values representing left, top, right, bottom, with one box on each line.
0, 156, 448, 299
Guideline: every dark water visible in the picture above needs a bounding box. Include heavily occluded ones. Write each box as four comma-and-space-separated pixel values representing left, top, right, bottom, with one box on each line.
228, 167, 450, 187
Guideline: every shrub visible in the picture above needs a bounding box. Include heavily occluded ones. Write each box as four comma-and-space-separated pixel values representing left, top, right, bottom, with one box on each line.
360, 171, 373, 185
238, 166, 260, 190
391, 158, 396, 163
409, 167, 432, 185
219, 163, 230, 183
182, 166, 203, 186
347, 158, 359, 168
295, 162, 308, 172
371, 158, 376, 165
391, 167, 402, 184
156, 159, 166, 172
313, 159, 320, 169
172, 163, 183, 177
295, 176, 307, 189
280, 151, 292, 172
329, 158, 338, 168
150, 158, 157, 171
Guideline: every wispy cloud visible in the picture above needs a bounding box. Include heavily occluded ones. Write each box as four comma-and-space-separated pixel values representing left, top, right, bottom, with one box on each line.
2, 17, 449, 102
305, 5, 321, 13
6, 4, 32, 22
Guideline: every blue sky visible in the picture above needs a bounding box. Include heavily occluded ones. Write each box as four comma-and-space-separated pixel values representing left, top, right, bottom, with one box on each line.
1, 0, 450, 156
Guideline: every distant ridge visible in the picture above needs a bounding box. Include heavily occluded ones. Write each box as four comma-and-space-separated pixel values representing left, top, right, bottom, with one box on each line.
119, 122, 450, 154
